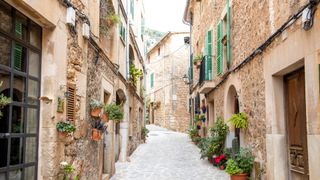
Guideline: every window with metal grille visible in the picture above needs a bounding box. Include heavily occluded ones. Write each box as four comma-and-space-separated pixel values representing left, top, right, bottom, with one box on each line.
67, 84, 76, 121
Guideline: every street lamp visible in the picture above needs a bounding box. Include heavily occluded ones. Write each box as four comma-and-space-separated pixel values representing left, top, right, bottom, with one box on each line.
183, 74, 191, 85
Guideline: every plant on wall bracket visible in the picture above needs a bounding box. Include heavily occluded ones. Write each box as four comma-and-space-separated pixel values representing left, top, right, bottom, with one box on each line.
0, 81, 11, 118
228, 112, 248, 129
100, 0, 120, 36
130, 64, 143, 87
193, 53, 204, 67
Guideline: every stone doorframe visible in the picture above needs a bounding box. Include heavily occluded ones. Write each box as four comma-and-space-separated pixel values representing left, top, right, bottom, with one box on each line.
264, 31, 320, 179
223, 75, 244, 148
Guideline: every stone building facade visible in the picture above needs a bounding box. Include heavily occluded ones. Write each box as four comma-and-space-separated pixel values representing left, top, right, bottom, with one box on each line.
0, 0, 145, 180
184, 0, 320, 179
146, 32, 190, 133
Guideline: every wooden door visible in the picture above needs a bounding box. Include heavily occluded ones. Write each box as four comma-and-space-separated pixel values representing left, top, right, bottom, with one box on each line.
285, 68, 309, 180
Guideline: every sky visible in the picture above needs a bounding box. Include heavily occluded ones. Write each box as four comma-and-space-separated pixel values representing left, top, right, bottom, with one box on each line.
144, 0, 189, 33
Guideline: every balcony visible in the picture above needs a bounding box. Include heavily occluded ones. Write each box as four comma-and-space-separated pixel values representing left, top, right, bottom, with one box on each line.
198, 56, 215, 94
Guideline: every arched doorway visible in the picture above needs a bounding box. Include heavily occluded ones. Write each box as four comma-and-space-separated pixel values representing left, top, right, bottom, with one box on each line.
226, 85, 241, 147
115, 89, 126, 162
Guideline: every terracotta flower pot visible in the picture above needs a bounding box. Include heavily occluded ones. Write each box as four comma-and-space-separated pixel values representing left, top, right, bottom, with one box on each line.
92, 128, 102, 141
91, 108, 102, 117
230, 174, 248, 180
58, 132, 67, 139
196, 60, 201, 67
101, 113, 109, 122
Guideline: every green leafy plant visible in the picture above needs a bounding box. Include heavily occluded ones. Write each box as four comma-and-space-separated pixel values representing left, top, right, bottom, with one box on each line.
199, 114, 206, 122
0, 81, 11, 118
228, 112, 248, 129
90, 99, 103, 109
198, 117, 229, 159
193, 53, 204, 65
60, 161, 75, 180
108, 14, 120, 25
141, 127, 149, 141
130, 64, 143, 87
225, 148, 254, 176
194, 114, 199, 123
56, 121, 76, 133
226, 159, 243, 175
104, 103, 124, 122
188, 126, 199, 142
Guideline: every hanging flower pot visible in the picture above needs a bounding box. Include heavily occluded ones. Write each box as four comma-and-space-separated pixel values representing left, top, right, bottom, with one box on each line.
58, 132, 67, 139
91, 108, 102, 117
101, 113, 109, 122
92, 128, 102, 141
90, 99, 103, 117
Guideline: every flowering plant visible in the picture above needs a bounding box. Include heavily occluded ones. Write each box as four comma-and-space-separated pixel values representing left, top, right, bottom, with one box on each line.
60, 161, 75, 180
213, 154, 227, 167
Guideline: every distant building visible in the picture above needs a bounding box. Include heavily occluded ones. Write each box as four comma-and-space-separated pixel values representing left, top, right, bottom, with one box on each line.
146, 32, 190, 132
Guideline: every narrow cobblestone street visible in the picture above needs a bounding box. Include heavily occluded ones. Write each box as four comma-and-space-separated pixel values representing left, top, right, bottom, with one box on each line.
111, 125, 229, 180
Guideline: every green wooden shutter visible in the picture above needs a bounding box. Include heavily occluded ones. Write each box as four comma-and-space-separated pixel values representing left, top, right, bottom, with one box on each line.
226, 0, 231, 67
14, 44, 23, 71
206, 30, 213, 80
217, 21, 223, 75
151, 73, 154, 88
15, 21, 22, 38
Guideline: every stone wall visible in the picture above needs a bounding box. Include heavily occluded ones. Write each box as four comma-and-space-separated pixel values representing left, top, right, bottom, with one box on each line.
188, 0, 320, 178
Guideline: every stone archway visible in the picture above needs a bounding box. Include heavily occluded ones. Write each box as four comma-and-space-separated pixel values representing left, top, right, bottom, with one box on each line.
225, 85, 244, 147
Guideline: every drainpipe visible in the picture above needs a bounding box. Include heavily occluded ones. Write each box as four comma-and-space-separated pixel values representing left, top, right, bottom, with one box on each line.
126, 0, 130, 80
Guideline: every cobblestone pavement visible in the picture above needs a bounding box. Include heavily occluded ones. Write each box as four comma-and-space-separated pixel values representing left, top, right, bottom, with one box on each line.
111, 125, 230, 180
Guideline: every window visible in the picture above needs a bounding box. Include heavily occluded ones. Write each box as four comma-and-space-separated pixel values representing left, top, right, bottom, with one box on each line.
130, 0, 134, 20
150, 73, 154, 88
216, 2, 231, 75
67, 84, 76, 121
119, 22, 126, 41
0, 2, 42, 179
205, 30, 213, 80
157, 48, 160, 56
104, 91, 110, 104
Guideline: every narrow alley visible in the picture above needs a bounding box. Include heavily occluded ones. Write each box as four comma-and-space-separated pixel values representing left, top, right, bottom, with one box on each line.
111, 125, 229, 180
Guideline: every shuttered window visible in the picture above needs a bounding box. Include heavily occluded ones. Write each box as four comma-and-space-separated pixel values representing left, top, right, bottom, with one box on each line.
205, 30, 213, 80
119, 23, 126, 41
217, 20, 223, 75
150, 73, 154, 88
190, 53, 194, 80
67, 84, 76, 121
15, 21, 22, 38
227, 1, 231, 67
14, 44, 23, 71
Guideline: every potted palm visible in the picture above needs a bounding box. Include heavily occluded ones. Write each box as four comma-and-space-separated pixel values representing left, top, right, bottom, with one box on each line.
104, 103, 124, 123
90, 99, 103, 117
56, 121, 76, 138
225, 148, 254, 180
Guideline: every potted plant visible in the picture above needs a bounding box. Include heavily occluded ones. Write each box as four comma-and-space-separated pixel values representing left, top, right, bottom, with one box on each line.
104, 103, 124, 123
225, 148, 254, 180
130, 64, 143, 87
90, 99, 103, 117
213, 154, 228, 170
0, 81, 11, 118
199, 114, 206, 122
56, 121, 76, 138
91, 120, 108, 141
193, 54, 203, 68
228, 112, 248, 129
141, 126, 149, 143
106, 13, 120, 27
101, 104, 109, 122
188, 125, 200, 143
